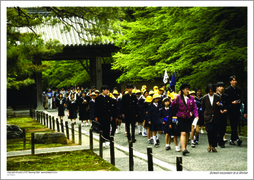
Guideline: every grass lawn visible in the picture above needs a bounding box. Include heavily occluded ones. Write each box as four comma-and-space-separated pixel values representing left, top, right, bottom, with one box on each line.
7, 150, 119, 171
7, 116, 76, 152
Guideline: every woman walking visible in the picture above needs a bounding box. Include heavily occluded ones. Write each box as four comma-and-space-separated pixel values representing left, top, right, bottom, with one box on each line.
171, 83, 199, 156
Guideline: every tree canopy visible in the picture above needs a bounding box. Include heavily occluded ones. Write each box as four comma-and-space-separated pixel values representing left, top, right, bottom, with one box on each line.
112, 7, 247, 90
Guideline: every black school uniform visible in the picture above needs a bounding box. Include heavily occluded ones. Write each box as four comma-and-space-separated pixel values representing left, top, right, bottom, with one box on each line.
224, 86, 241, 141
142, 102, 150, 128
160, 107, 172, 134
110, 97, 118, 136
170, 105, 180, 136
195, 96, 204, 126
78, 96, 89, 120
121, 93, 138, 141
147, 103, 163, 132
94, 94, 113, 142
56, 97, 65, 116
67, 98, 77, 119
136, 97, 145, 123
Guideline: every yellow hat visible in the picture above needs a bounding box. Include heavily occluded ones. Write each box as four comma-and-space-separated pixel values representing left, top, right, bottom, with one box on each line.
132, 89, 136, 93
125, 91, 128, 94
145, 95, 153, 102
91, 92, 96, 96
113, 90, 119, 95
135, 89, 141, 94
169, 92, 177, 99
110, 93, 113, 98
142, 85, 147, 89
153, 86, 158, 91
153, 93, 161, 99
189, 91, 195, 95
167, 91, 170, 97
154, 90, 159, 95
159, 87, 164, 91
149, 90, 154, 95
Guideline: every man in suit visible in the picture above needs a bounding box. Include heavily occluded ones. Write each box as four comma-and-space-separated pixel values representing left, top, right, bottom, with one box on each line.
216, 82, 229, 148
224, 75, 243, 146
94, 85, 113, 147
202, 83, 222, 152
121, 83, 138, 142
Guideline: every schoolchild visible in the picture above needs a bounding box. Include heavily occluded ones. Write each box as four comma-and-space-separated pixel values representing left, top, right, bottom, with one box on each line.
79, 92, 89, 126
67, 93, 78, 125
69, 87, 76, 100
149, 90, 154, 97
89, 92, 96, 126
95, 90, 100, 97
147, 93, 163, 148
136, 90, 145, 135
94, 85, 113, 147
60, 87, 66, 98
54, 88, 60, 109
189, 91, 201, 147
113, 90, 122, 134
216, 82, 229, 148
46, 89, 53, 110
121, 83, 138, 142
195, 88, 205, 134
142, 96, 153, 144
76, 88, 82, 103
56, 93, 65, 120
171, 83, 199, 156
110, 93, 118, 136
161, 97, 173, 150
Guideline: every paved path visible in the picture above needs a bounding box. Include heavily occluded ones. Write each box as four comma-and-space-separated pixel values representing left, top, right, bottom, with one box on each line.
8, 109, 248, 171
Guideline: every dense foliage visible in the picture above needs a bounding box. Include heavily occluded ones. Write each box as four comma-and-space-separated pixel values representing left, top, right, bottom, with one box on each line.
112, 7, 247, 90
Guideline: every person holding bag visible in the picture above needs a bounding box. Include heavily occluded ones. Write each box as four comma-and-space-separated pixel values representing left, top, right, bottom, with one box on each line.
171, 83, 199, 156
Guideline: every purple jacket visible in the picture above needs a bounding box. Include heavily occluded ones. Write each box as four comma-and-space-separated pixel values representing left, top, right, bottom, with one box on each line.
171, 95, 198, 119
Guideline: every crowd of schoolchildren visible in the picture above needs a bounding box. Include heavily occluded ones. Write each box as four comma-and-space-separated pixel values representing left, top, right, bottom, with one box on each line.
41, 75, 247, 156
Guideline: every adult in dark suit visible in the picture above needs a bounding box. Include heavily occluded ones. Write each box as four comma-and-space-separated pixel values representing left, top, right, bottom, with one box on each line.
224, 75, 242, 146
121, 83, 138, 142
216, 82, 229, 148
94, 85, 113, 147
202, 84, 222, 152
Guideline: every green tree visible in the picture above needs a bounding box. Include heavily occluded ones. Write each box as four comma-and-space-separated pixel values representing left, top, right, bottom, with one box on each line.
112, 7, 247, 91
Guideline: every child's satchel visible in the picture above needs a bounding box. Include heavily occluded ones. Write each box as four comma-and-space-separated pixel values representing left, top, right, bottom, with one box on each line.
91, 120, 100, 133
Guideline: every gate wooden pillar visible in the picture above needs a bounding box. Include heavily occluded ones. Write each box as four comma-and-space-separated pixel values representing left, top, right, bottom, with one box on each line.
35, 59, 44, 110
90, 56, 102, 91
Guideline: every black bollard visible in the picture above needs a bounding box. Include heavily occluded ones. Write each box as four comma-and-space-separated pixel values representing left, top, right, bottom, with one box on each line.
78, 124, 82, 145
23, 129, 26, 150
65, 121, 69, 139
29, 109, 32, 118
176, 157, 182, 171
110, 136, 115, 166
31, 133, 35, 155
43, 113, 46, 126
52, 116, 55, 131
99, 130, 103, 158
147, 147, 153, 171
129, 140, 134, 171
49, 116, 52, 129
56, 118, 60, 132
90, 128, 93, 151
71, 123, 75, 143
46, 114, 48, 127
33, 110, 36, 120
61, 119, 64, 133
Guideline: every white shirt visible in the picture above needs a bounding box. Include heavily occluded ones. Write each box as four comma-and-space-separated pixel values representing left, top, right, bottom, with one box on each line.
208, 93, 214, 106
153, 103, 158, 107
165, 107, 169, 110
183, 95, 188, 104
